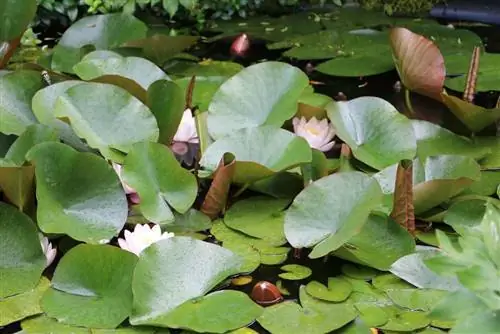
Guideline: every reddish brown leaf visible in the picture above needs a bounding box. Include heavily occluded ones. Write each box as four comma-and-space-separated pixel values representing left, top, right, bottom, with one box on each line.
390, 160, 415, 235
389, 28, 445, 101
200, 152, 236, 220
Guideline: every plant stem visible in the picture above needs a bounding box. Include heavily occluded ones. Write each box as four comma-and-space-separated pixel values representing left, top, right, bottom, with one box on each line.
300, 163, 313, 187
233, 183, 250, 198
404, 87, 415, 117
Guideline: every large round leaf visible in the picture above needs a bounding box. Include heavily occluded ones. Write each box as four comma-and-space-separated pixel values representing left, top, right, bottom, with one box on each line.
326, 97, 417, 170
444, 51, 500, 92
53, 82, 159, 160
207, 62, 310, 139
122, 142, 198, 224
41, 244, 138, 329
162, 290, 262, 333
0, 202, 46, 298
0, 70, 44, 135
31, 80, 89, 151
73, 51, 170, 90
0, 0, 37, 41
26, 142, 128, 244
51, 13, 148, 73
200, 126, 312, 184
130, 236, 242, 326
284, 171, 383, 259
389, 27, 445, 101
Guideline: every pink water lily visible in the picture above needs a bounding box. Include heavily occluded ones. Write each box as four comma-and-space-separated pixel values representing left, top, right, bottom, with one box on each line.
39, 234, 57, 268
173, 108, 199, 144
292, 116, 336, 152
111, 162, 140, 204
118, 224, 175, 256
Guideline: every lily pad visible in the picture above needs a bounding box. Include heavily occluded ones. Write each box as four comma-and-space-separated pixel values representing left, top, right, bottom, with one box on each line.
26, 142, 128, 244
207, 61, 310, 139
326, 97, 417, 170
0, 70, 44, 136
130, 236, 242, 326
223, 196, 289, 244
445, 51, 500, 92
341, 264, 378, 280
305, 278, 352, 302
279, 264, 312, 281
122, 142, 198, 224
223, 242, 261, 273
163, 209, 212, 232
0, 0, 37, 41
41, 244, 138, 329
285, 171, 383, 258
162, 290, 263, 333
200, 126, 312, 184
0, 202, 46, 298
51, 13, 148, 73
52, 82, 159, 160
73, 50, 170, 89
166, 60, 243, 78
175, 76, 226, 112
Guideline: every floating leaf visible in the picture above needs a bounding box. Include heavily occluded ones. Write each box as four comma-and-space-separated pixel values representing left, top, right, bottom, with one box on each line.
175, 76, 227, 112
223, 242, 261, 273
279, 264, 312, 281
41, 244, 138, 329
0, 0, 37, 41
207, 62, 310, 139
122, 142, 197, 224
444, 199, 489, 236
147, 79, 185, 145
441, 93, 500, 132
386, 288, 449, 312
0, 165, 35, 211
51, 13, 148, 73
224, 196, 289, 244
445, 52, 500, 93
163, 209, 212, 232
22, 315, 90, 334
326, 97, 417, 170
341, 264, 378, 280
130, 236, 242, 326
378, 309, 430, 331
26, 142, 128, 244
0, 276, 49, 326
0, 202, 46, 298
429, 289, 489, 327
167, 60, 243, 78
4, 124, 59, 165
73, 50, 170, 89
0, 70, 44, 135
389, 27, 445, 101
450, 310, 500, 334
53, 82, 159, 160
285, 171, 383, 258
200, 126, 311, 184
305, 277, 352, 302
162, 290, 262, 333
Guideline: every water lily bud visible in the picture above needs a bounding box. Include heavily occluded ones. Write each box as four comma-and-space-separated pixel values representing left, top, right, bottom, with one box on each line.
173, 108, 199, 144
111, 162, 136, 195
39, 234, 57, 268
292, 116, 336, 152
230, 33, 250, 57
251, 281, 283, 306
118, 224, 175, 256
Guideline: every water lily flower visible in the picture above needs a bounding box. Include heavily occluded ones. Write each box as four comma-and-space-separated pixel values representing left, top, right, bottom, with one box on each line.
173, 108, 199, 144
118, 224, 175, 256
292, 116, 336, 152
112, 162, 140, 204
230, 33, 250, 57
39, 234, 56, 268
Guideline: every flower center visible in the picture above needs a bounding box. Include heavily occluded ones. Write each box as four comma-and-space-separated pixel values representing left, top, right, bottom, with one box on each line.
305, 125, 321, 136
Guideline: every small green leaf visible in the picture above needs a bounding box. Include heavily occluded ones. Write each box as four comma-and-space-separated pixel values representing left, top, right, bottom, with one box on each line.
341, 264, 378, 280
4, 124, 59, 165
163, 0, 179, 17
162, 290, 263, 333
122, 141, 198, 224
305, 277, 352, 302
223, 242, 261, 273
27, 142, 128, 244
279, 264, 312, 280
0, 202, 46, 298
481, 202, 500, 267
0, 166, 35, 211
22, 315, 90, 334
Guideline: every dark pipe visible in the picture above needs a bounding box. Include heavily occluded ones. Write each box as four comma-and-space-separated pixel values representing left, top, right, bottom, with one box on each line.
430, 0, 500, 25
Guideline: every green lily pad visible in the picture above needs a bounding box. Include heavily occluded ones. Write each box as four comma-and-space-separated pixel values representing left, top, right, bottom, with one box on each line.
175, 76, 226, 112
0, 165, 35, 211
445, 52, 500, 92
284, 171, 383, 258
279, 264, 312, 281
51, 13, 148, 73
41, 244, 138, 329
211, 220, 285, 248
223, 196, 289, 244
207, 61, 310, 139
464, 171, 500, 196
200, 126, 312, 184
429, 289, 489, 327
305, 277, 352, 302
451, 310, 500, 334
73, 50, 170, 89
166, 60, 243, 78
130, 236, 242, 326
354, 303, 389, 327
0, 276, 49, 326
26, 142, 128, 244
378, 309, 430, 331
341, 264, 378, 280
334, 214, 416, 271
223, 242, 261, 273
0, 70, 44, 136
162, 290, 263, 333
163, 209, 212, 232
372, 273, 414, 291
326, 97, 417, 170
0, 202, 46, 298
122, 142, 198, 224
22, 315, 90, 334
52, 82, 159, 160
259, 246, 290, 265
0, 0, 37, 41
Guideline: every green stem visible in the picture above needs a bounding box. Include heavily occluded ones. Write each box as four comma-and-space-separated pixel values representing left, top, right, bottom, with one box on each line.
301, 163, 313, 187
404, 87, 415, 117
233, 183, 250, 198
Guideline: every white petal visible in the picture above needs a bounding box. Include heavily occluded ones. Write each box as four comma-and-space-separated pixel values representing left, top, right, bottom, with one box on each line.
319, 140, 335, 152
45, 246, 57, 267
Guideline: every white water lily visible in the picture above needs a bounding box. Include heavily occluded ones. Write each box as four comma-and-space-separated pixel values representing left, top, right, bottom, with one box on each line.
111, 162, 136, 194
118, 224, 175, 256
39, 234, 57, 268
173, 108, 199, 144
292, 116, 336, 152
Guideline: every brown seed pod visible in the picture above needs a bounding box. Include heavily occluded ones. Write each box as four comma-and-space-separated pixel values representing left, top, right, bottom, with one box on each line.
251, 281, 283, 306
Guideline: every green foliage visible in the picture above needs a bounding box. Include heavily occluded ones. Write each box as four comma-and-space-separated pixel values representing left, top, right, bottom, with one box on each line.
360, 0, 443, 15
